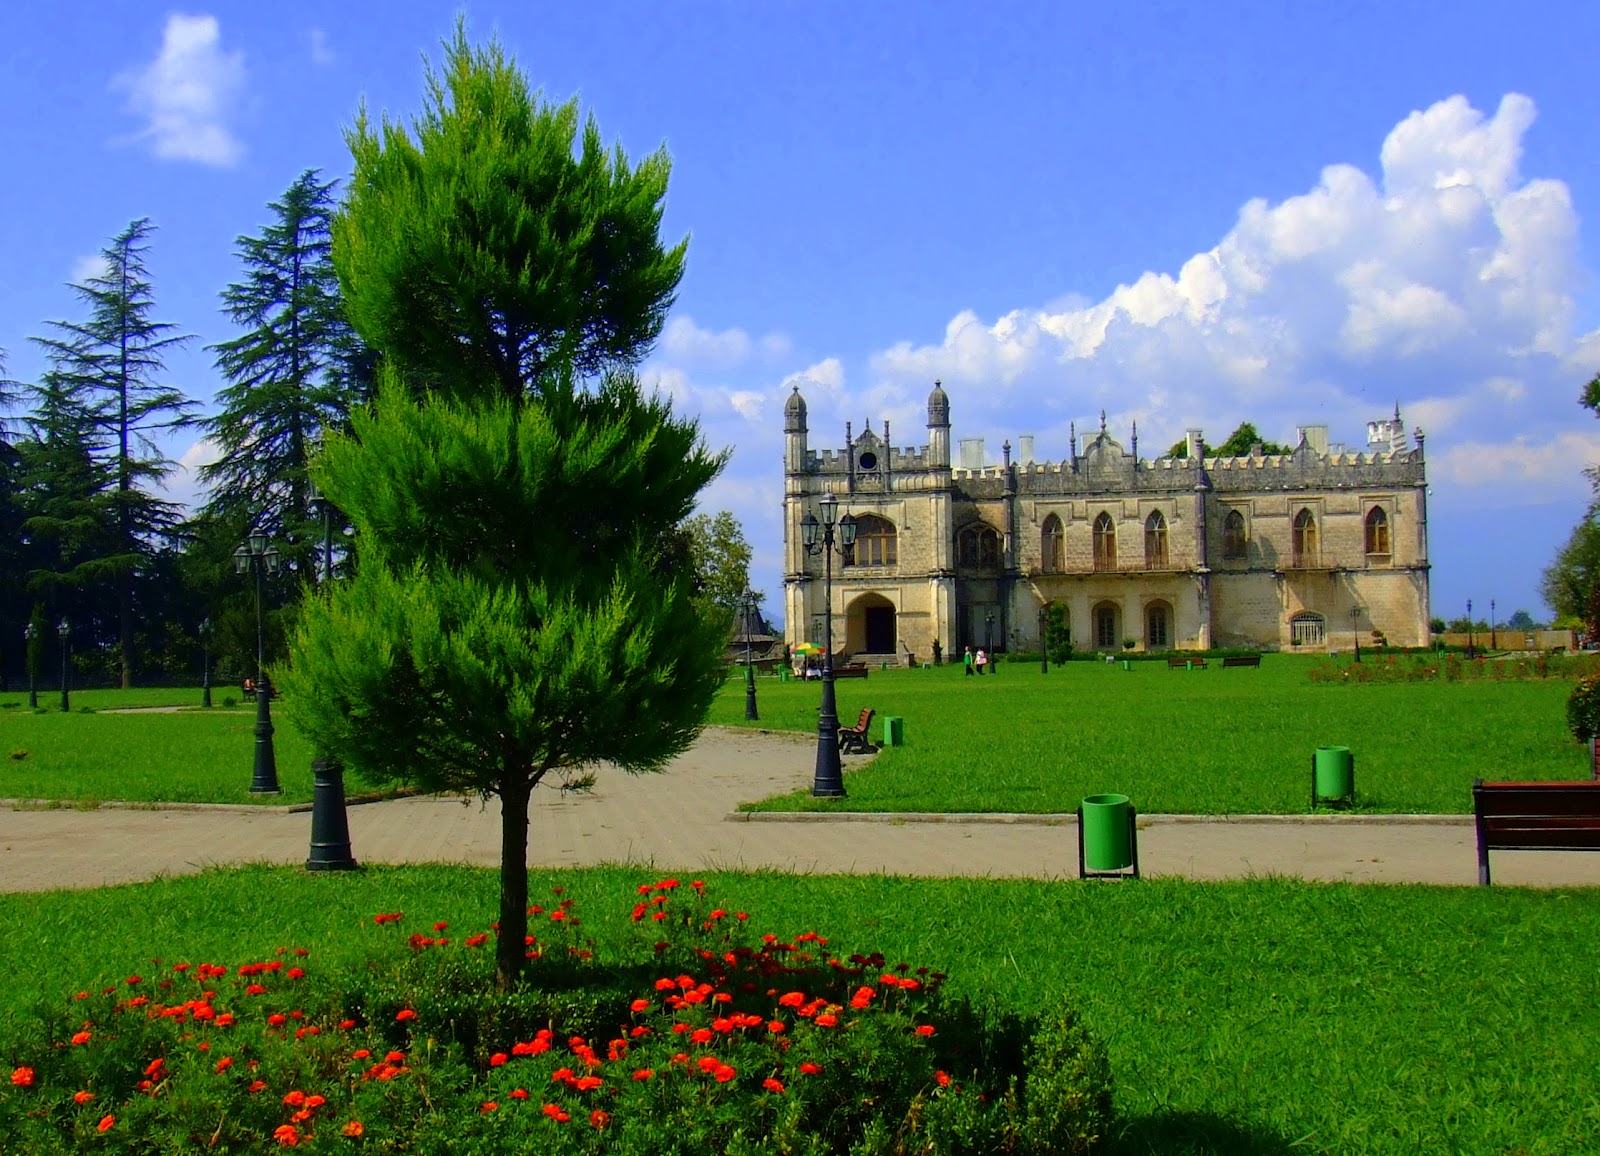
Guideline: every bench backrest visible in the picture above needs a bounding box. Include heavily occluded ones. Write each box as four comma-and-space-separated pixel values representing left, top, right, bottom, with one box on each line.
850, 708, 873, 731
1473, 781, 1600, 849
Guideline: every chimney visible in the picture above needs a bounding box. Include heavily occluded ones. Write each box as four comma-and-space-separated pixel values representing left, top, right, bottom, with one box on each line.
958, 438, 986, 470
1297, 425, 1328, 454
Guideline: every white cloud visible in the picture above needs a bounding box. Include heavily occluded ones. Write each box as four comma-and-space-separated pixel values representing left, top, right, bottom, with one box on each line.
660, 316, 791, 369
861, 93, 1599, 486
1430, 431, 1600, 505
308, 28, 335, 66
157, 436, 222, 513
70, 255, 109, 284
114, 14, 246, 167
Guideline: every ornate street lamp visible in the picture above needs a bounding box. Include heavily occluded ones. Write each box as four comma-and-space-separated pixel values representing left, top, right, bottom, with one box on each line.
985, 611, 995, 668
800, 493, 857, 797
57, 618, 70, 713
742, 587, 760, 722
199, 617, 214, 708
24, 623, 37, 710
1039, 604, 1049, 674
1466, 598, 1474, 660
1350, 604, 1361, 663
234, 530, 282, 794
1490, 598, 1497, 652
305, 483, 357, 871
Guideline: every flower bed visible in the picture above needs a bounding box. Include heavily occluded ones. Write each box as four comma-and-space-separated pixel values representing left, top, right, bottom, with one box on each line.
0, 879, 1110, 1154
1307, 651, 1600, 685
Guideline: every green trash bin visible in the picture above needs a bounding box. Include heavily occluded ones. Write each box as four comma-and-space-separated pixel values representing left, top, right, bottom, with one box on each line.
1080, 793, 1137, 875
1121, 659, 1131, 671
778, 667, 790, 683
880, 716, 904, 747
1312, 746, 1355, 807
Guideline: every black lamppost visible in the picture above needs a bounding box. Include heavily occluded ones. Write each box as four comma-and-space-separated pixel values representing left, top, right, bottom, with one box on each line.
199, 616, 214, 708
1490, 598, 1497, 651
985, 611, 995, 655
234, 531, 281, 794
742, 587, 760, 722
1039, 605, 1049, 674
24, 623, 37, 709
1350, 604, 1361, 663
801, 493, 857, 797
305, 484, 358, 871
1466, 598, 1474, 659
57, 618, 70, 713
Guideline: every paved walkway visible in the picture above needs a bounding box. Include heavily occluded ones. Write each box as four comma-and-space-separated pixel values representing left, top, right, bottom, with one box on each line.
3, 728, 1599, 893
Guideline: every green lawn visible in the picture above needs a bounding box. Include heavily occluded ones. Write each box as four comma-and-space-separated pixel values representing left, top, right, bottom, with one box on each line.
0, 866, 1594, 1155
0, 708, 316, 805
713, 656, 1588, 814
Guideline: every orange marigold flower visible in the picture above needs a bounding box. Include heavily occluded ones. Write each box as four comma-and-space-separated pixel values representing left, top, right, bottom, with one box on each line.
305, 1095, 325, 1110
287, 968, 305, 980
590, 1109, 611, 1129
97, 1115, 115, 1133
144, 1058, 166, 1078
70, 1031, 91, 1046
433, 921, 449, 932
814, 1014, 839, 1028
633, 1068, 654, 1080
273, 1123, 298, 1146
697, 1055, 721, 1073
283, 1090, 306, 1106
713, 1064, 737, 1083
267, 1014, 287, 1027
246, 984, 267, 997
915, 1024, 935, 1037
935, 1070, 951, 1087
629, 998, 651, 1013
465, 933, 489, 948
541, 1103, 568, 1121
509, 1088, 529, 1100
248, 1080, 267, 1093
489, 1053, 508, 1067
768, 1020, 786, 1034
74, 1090, 94, 1104
395, 1008, 417, 1022
216, 1057, 234, 1073
481, 1101, 498, 1114
384, 1050, 406, 1064
690, 1028, 714, 1045
291, 1109, 311, 1124
573, 1075, 603, 1092
342, 1121, 364, 1138
799, 1062, 823, 1075
778, 991, 806, 1008
763, 1077, 785, 1093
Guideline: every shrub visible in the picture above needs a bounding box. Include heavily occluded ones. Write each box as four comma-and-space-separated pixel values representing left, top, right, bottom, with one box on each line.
0, 880, 1112, 1154
1566, 674, 1600, 742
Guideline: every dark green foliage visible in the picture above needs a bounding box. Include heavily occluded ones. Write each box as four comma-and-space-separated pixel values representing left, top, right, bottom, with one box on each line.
1164, 421, 1290, 459
1044, 602, 1073, 664
29, 219, 195, 687
1566, 673, 1600, 741
682, 509, 757, 614
204, 170, 370, 567
333, 24, 686, 403
1022, 1007, 1115, 1154
1541, 507, 1600, 639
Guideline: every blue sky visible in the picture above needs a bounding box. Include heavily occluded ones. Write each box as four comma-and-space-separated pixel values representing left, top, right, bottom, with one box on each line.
5, 1, 1600, 627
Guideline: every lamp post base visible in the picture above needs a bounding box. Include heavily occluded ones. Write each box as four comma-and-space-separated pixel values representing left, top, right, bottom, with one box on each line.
812, 670, 846, 798
744, 666, 759, 721
250, 686, 281, 794
306, 756, 358, 871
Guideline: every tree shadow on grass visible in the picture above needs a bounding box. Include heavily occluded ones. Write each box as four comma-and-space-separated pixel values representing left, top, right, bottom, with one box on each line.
1108, 1109, 1308, 1156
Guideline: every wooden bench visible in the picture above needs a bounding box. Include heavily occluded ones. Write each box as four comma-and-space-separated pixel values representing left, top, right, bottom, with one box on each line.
1166, 655, 1207, 669
241, 680, 280, 702
833, 663, 869, 680
1472, 779, 1600, 885
1222, 654, 1261, 668
837, 708, 876, 755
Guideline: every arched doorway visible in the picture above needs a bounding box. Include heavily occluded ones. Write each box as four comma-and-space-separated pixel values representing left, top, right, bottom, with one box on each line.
846, 592, 898, 656
1092, 600, 1121, 650
1145, 599, 1172, 649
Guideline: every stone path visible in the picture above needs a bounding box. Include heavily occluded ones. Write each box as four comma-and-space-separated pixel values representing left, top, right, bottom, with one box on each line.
3, 728, 1598, 893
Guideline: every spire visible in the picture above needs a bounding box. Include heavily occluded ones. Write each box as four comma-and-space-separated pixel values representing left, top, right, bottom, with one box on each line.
1130, 420, 1138, 460
1070, 421, 1077, 458
783, 385, 807, 433
927, 379, 950, 428
1099, 409, 1107, 435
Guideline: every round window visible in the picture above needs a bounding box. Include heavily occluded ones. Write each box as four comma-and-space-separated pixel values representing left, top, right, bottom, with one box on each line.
858, 451, 878, 471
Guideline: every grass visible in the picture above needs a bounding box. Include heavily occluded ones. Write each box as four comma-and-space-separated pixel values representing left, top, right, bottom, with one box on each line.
713, 657, 1589, 814
0, 685, 223, 711
0, 708, 316, 805
0, 865, 1595, 1154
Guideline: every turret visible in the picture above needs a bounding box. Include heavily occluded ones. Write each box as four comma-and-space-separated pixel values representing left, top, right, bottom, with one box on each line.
926, 379, 950, 468
784, 386, 808, 474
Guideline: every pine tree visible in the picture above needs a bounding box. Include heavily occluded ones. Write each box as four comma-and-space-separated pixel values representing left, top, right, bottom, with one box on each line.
32, 220, 195, 686
286, 26, 722, 992
203, 171, 370, 575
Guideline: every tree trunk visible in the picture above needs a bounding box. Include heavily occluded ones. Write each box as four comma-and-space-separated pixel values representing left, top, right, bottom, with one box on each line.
496, 773, 531, 993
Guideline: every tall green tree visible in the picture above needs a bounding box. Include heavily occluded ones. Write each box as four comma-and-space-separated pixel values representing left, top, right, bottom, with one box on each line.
681, 510, 757, 611
333, 26, 686, 403
32, 220, 195, 686
285, 26, 723, 992
1541, 507, 1600, 639
203, 170, 370, 573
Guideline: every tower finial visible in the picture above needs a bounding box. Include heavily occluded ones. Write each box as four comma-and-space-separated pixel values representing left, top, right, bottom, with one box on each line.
1099, 409, 1107, 434
1070, 421, 1077, 457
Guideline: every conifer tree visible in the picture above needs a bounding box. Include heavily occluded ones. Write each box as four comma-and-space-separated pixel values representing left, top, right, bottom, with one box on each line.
285, 26, 722, 991
204, 171, 369, 574
33, 220, 195, 686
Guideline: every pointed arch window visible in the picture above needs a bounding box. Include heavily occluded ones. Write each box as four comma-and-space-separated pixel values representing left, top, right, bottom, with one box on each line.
849, 514, 897, 567
1146, 601, 1171, 649
1041, 514, 1065, 573
1144, 511, 1168, 569
1364, 506, 1390, 557
1093, 513, 1116, 572
1292, 508, 1318, 568
1222, 509, 1247, 561
958, 524, 1002, 570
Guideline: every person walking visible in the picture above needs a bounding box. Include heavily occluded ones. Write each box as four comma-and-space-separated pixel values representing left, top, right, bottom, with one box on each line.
975, 648, 989, 676
963, 646, 975, 676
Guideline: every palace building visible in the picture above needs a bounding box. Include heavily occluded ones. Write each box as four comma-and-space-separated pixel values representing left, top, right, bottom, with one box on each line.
781, 382, 1430, 661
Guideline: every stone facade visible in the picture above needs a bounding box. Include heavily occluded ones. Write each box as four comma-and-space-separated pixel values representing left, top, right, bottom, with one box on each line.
782, 383, 1431, 659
